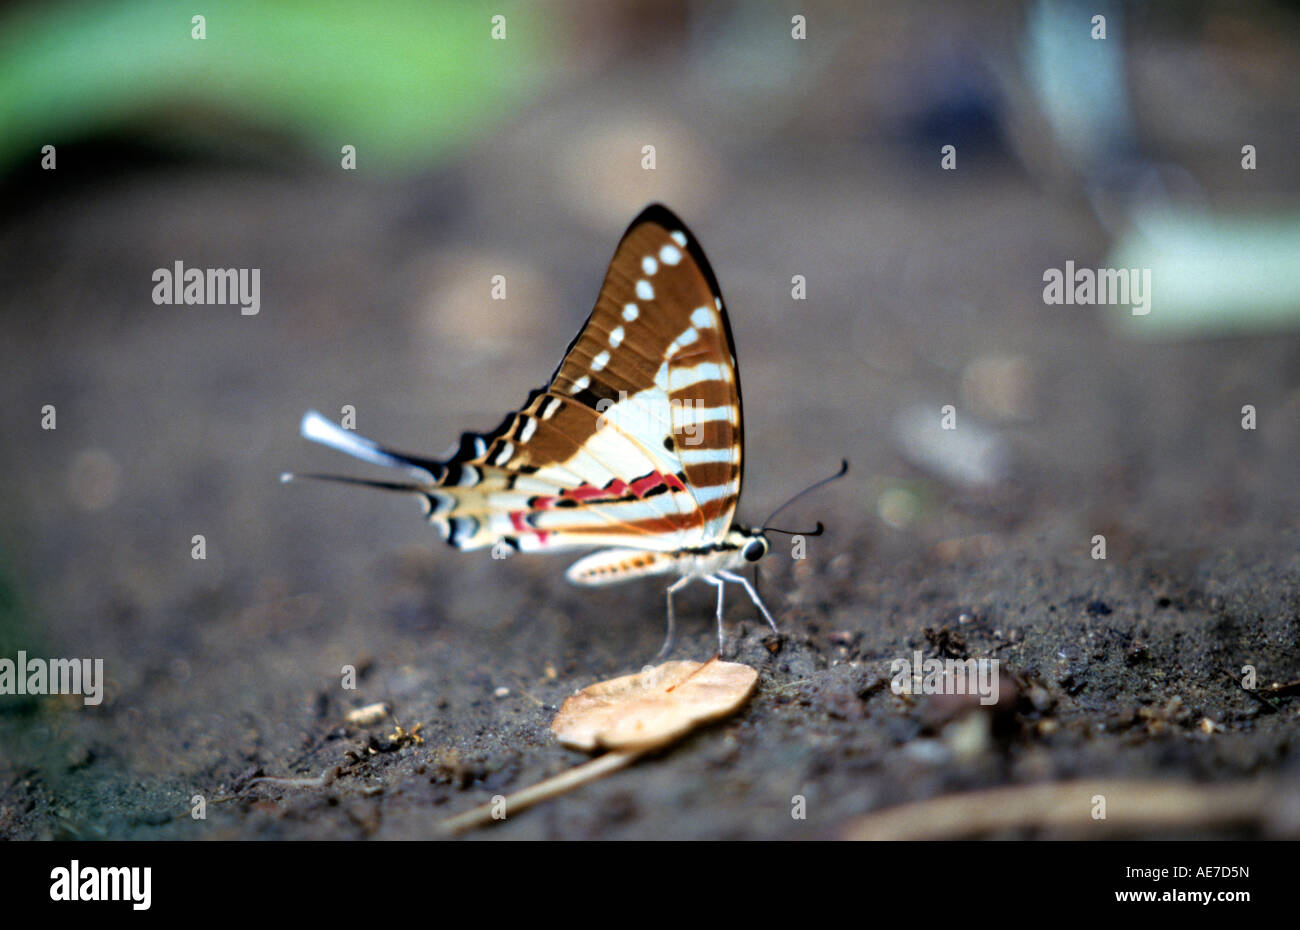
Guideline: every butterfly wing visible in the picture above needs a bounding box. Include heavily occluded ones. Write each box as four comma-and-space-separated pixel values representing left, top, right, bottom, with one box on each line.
543, 204, 745, 546
300, 204, 746, 555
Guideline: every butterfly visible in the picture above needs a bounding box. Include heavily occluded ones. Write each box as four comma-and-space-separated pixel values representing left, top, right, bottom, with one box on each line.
285, 204, 844, 655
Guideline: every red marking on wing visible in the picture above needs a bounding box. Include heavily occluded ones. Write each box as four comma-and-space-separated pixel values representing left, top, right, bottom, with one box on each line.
565, 497, 732, 535
565, 484, 610, 502
508, 510, 551, 546
627, 475, 655, 496
628, 472, 673, 496
509, 469, 707, 546
529, 472, 683, 511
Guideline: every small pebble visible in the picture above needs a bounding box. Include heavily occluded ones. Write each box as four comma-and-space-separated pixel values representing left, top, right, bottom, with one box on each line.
344, 702, 390, 726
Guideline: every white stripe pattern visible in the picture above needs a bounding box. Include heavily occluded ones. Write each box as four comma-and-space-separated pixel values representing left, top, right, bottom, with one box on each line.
678, 447, 734, 464
673, 403, 736, 427
690, 484, 733, 504
660, 361, 729, 392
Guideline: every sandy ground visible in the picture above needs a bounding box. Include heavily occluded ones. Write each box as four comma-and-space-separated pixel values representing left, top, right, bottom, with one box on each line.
2, 19, 1299, 839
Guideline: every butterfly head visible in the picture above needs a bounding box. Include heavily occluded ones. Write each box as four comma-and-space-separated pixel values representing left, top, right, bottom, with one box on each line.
722, 526, 770, 567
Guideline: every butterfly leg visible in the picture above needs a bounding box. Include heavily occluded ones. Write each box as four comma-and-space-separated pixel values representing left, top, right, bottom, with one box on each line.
704, 574, 727, 652
717, 569, 779, 635
658, 575, 693, 658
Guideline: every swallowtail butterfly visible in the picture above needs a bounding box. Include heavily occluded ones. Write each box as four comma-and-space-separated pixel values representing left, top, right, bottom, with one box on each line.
286, 204, 841, 654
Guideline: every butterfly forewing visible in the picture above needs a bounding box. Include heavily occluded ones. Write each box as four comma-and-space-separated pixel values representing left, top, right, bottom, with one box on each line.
542, 206, 744, 541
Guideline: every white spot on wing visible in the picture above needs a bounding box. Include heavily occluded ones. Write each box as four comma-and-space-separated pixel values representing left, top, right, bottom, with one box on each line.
519, 418, 538, 442
636, 280, 654, 301
659, 244, 682, 265
571, 374, 590, 393
430, 490, 454, 514
673, 327, 699, 348
641, 256, 658, 275
622, 303, 639, 322
592, 350, 610, 371
609, 326, 624, 348
671, 231, 687, 247
690, 307, 713, 329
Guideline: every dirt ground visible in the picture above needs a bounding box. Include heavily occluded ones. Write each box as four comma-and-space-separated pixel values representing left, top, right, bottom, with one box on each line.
2, 7, 1299, 840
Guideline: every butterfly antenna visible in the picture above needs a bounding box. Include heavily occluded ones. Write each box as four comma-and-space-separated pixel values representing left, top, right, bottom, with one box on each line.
761, 460, 849, 531
754, 459, 844, 616
763, 522, 824, 537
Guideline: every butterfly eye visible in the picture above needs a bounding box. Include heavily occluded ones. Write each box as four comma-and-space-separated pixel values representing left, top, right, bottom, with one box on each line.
743, 539, 766, 562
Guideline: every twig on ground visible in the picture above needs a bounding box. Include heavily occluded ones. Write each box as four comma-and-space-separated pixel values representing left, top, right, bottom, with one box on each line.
842, 778, 1294, 840
436, 750, 643, 835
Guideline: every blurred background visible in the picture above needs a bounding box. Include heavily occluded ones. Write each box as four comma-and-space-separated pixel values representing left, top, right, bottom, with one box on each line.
1, 0, 1298, 839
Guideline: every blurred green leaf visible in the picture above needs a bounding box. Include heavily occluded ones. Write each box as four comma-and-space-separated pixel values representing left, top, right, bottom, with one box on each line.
0, 0, 549, 172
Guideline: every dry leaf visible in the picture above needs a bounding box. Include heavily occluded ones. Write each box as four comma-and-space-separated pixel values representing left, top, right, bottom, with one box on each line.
437, 659, 759, 834
551, 659, 759, 752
